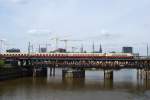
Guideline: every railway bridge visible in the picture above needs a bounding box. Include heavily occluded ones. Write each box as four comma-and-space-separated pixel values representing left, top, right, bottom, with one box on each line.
0, 53, 150, 80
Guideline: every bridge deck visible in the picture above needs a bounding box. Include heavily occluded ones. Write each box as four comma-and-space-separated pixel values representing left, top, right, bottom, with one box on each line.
1, 54, 150, 69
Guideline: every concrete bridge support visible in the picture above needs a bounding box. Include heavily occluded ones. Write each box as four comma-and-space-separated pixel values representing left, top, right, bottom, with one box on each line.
62, 69, 85, 78
104, 70, 113, 80
137, 69, 150, 80
142, 70, 150, 80
137, 69, 142, 79
33, 67, 47, 77
48, 67, 56, 77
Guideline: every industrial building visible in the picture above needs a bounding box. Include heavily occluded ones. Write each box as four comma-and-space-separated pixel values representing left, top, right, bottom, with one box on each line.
122, 47, 133, 53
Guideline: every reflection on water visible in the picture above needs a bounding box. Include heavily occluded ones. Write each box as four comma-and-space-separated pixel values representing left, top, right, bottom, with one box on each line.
0, 69, 150, 100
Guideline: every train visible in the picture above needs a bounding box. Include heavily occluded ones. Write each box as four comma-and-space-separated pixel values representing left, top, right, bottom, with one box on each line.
0, 52, 134, 59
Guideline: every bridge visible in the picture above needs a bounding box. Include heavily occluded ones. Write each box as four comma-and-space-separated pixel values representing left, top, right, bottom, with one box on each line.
0, 53, 150, 80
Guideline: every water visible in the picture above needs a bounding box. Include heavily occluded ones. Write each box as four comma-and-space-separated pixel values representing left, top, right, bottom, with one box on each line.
0, 69, 150, 100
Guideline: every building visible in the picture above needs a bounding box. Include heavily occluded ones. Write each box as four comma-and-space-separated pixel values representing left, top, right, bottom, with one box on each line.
122, 47, 133, 53
55, 48, 66, 53
133, 53, 140, 58
99, 44, 102, 53
6, 48, 20, 53
40, 48, 47, 53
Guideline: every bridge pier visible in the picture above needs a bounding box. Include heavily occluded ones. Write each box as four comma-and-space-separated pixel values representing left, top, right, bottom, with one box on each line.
53, 67, 55, 76
20, 60, 24, 67
137, 69, 150, 80
49, 67, 52, 76
48, 67, 56, 77
32, 65, 47, 77
104, 70, 113, 80
62, 69, 85, 78
143, 69, 150, 80
137, 69, 143, 79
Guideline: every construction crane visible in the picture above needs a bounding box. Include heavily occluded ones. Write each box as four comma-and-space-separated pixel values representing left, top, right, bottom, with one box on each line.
60, 39, 82, 52
0, 39, 7, 53
80, 44, 84, 53
50, 34, 70, 51
38, 43, 51, 53
28, 42, 34, 54
50, 37, 59, 51
46, 43, 51, 52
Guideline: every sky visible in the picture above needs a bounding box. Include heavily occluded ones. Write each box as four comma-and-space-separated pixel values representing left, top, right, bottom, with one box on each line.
0, 0, 150, 55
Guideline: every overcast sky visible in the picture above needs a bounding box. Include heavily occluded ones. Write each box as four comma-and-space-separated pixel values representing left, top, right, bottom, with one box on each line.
0, 0, 150, 55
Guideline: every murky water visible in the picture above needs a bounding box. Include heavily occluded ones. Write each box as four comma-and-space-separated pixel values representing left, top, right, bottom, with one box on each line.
0, 69, 150, 100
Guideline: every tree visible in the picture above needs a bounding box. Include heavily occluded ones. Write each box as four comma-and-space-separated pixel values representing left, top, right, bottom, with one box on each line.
0, 60, 5, 68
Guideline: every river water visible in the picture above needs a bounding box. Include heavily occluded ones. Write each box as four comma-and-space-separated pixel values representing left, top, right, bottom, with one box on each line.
0, 69, 150, 100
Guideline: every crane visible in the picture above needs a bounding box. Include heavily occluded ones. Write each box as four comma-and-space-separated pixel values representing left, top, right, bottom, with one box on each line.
0, 39, 7, 53
50, 34, 70, 50
50, 37, 59, 51
60, 39, 82, 52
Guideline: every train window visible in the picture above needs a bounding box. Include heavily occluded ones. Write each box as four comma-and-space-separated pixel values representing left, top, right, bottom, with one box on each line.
81, 54, 83, 57
45, 54, 47, 56
41, 54, 44, 56
64, 53, 67, 57
59, 53, 61, 56
50, 54, 52, 56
